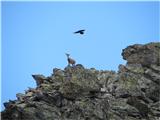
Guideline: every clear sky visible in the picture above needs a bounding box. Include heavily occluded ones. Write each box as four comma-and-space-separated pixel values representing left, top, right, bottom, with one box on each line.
1, 1, 159, 110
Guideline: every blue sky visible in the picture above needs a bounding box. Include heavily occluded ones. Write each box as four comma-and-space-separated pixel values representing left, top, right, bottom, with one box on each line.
1, 1, 159, 110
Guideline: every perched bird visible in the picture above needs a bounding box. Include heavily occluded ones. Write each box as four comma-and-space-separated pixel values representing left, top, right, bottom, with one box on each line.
65, 53, 76, 66
74, 29, 85, 35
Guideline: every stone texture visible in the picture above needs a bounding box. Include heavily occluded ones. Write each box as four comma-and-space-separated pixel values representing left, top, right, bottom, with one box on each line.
1, 42, 160, 120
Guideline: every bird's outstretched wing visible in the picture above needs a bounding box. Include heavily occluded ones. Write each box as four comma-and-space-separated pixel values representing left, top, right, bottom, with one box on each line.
74, 29, 85, 34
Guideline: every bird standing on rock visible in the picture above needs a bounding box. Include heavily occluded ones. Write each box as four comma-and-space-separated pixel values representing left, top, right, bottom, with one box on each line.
65, 53, 76, 66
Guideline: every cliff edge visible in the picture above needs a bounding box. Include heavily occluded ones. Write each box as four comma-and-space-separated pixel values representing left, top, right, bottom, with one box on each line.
1, 42, 160, 120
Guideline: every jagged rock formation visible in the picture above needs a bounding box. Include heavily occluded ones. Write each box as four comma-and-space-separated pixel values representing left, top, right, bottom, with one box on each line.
1, 42, 160, 120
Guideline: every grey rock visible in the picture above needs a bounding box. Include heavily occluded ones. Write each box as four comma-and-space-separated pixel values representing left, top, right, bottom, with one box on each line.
1, 42, 160, 120
122, 42, 160, 66
16, 93, 25, 102
53, 68, 64, 76
32, 74, 47, 86
144, 68, 160, 84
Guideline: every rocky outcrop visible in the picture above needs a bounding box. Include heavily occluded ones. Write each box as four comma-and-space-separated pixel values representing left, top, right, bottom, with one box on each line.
1, 42, 160, 120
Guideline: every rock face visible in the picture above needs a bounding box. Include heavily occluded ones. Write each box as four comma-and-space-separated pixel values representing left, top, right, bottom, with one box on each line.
1, 42, 160, 120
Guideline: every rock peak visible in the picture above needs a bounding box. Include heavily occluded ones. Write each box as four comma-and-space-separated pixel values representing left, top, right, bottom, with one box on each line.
122, 42, 160, 66
1, 42, 160, 120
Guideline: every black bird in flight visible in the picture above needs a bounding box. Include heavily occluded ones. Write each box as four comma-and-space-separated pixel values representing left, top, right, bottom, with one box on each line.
74, 29, 85, 35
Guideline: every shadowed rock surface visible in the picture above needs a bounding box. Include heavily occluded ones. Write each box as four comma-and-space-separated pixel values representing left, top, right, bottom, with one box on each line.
1, 42, 160, 120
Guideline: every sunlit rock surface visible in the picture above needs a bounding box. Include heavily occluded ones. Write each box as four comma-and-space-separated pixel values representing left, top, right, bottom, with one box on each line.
1, 42, 160, 120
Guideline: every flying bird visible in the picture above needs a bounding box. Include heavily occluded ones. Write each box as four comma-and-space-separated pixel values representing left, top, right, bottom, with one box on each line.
74, 29, 85, 35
